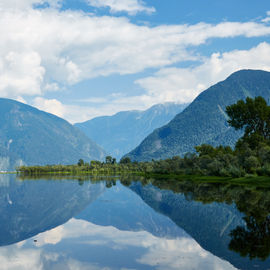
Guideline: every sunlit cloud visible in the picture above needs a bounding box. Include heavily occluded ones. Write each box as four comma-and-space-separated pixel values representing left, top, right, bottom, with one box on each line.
136, 42, 270, 105
0, 4, 269, 121
0, 5, 269, 101
34, 39, 270, 123
262, 11, 270, 23
0, 0, 62, 10
32, 97, 66, 118
86, 0, 155, 15
29, 218, 237, 270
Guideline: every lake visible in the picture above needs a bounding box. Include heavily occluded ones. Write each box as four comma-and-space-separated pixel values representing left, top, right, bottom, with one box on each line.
0, 174, 270, 270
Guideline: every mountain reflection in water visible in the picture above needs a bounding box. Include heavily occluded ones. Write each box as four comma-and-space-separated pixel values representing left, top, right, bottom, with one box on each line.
0, 174, 269, 269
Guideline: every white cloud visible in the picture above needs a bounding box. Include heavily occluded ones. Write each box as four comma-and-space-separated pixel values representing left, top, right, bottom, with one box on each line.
28, 41, 270, 123
32, 97, 66, 118
43, 82, 60, 92
262, 17, 270, 23
136, 42, 270, 105
51, 38, 270, 122
35, 225, 65, 246
0, 244, 103, 270
0, 51, 45, 98
0, 247, 42, 270
15, 96, 27, 104
86, 0, 155, 15
30, 218, 237, 270
54, 94, 161, 123
262, 11, 270, 23
0, 6, 269, 102
29, 97, 126, 123
0, 4, 270, 122
0, 0, 61, 10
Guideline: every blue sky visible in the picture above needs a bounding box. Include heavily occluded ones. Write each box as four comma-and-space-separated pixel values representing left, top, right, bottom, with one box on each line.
1, 0, 270, 122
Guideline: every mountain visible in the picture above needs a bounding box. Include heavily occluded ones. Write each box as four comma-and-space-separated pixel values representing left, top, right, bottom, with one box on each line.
126, 69, 270, 161
130, 182, 270, 270
76, 180, 188, 239
0, 174, 105, 246
0, 98, 106, 170
75, 102, 188, 159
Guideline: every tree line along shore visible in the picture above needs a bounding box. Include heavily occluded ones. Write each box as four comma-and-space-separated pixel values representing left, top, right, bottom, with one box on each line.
17, 96, 270, 179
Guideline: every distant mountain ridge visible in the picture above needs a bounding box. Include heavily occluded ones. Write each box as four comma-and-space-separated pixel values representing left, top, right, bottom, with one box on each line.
126, 70, 270, 161
0, 98, 106, 170
75, 102, 188, 159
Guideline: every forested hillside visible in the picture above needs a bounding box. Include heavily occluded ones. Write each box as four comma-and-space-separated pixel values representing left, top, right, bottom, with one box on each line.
126, 70, 270, 161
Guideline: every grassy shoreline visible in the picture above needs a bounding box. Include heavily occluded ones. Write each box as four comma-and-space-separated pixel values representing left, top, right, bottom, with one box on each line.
15, 166, 270, 188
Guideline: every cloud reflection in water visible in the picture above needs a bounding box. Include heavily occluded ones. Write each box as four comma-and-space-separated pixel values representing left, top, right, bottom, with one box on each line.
0, 218, 237, 270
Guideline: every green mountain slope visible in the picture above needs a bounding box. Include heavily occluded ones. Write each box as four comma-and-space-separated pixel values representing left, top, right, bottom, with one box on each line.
0, 98, 106, 170
75, 102, 188, 159
126, 70, 270, 161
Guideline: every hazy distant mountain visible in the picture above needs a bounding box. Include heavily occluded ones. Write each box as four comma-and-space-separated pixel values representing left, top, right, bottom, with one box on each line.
126, 70, 270, 161
0, 98, 106, 170
75, 102, 188, 159
76, 181, 188, 239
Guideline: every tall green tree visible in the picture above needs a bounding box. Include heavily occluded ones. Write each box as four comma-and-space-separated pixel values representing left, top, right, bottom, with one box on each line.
120, 157, 131, 164
226, 96, 270, 144
105, 156, 113, 164
77, 159, 84, 166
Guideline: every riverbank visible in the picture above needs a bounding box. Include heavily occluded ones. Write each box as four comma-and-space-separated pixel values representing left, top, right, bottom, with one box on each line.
16, 164, 270, 188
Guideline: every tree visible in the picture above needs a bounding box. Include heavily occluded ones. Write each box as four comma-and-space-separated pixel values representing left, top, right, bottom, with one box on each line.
105, 156, 113, 164
120, 157, 131, 164
77, 159, 84, 166
226, 96, 270, 143
229, 216, 270, 261
195, 144, 216, 157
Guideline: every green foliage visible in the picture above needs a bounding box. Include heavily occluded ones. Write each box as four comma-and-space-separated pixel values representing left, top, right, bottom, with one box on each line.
195, 144, 216, 157
148, 177, 270, 261
229, 216, 270, 261
105, 156, 113, 164
226, 96, 270, 148
127, 70, 270, 162
195, 144, 233, 158
120, 157, 131, 164
16, 141, 270, 178
16, 96, 270, 178
77, 159, 84, 166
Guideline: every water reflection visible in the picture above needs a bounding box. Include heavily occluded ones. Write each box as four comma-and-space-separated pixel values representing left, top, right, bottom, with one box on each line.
132, 178, 270, 269
0, 217, 237, 270
0, 174, 269, 269
229, 216, 270, 261
0, 174, 105, 246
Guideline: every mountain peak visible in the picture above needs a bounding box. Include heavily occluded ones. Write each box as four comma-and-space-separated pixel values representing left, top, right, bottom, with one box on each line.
126, 69, 270, 161
75, 102, 188, 159
0, 98, 106, 170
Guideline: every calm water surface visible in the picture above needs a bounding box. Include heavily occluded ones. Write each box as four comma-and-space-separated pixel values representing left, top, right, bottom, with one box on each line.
0, 174, 270, 270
